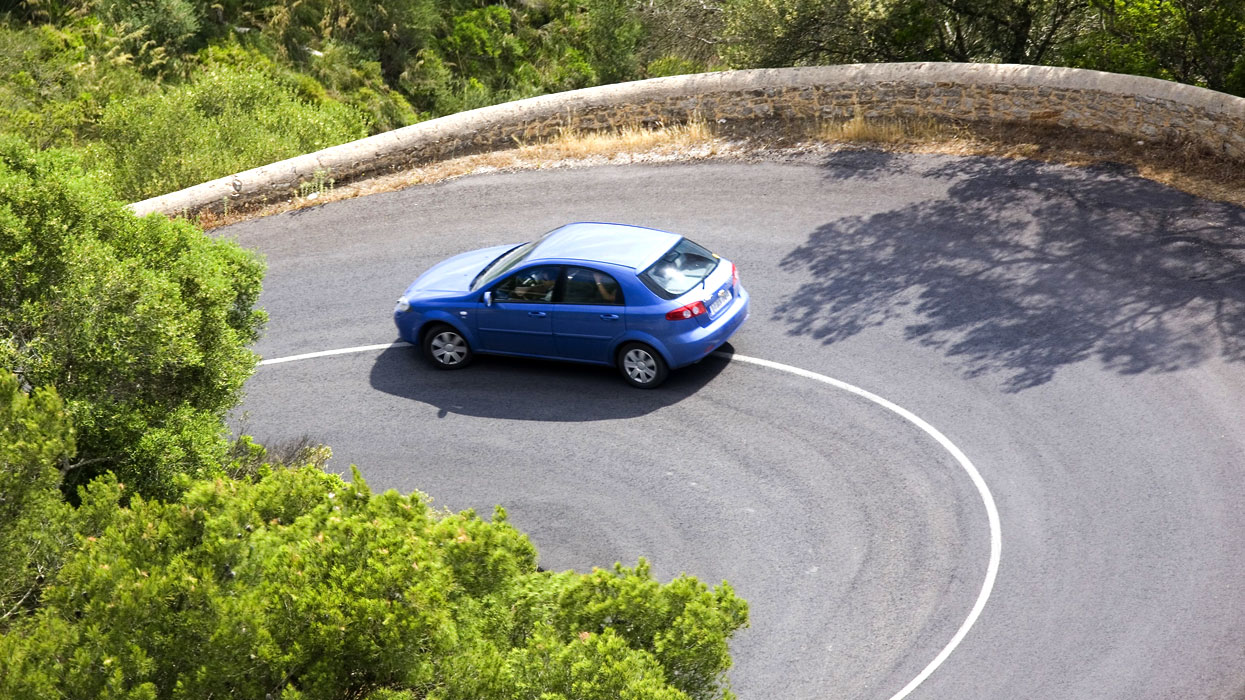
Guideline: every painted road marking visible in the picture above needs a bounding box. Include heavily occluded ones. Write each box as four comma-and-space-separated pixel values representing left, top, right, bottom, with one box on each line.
258, 342, 404, 365
259, 342, 1003, 700
714, 352, 1001, 700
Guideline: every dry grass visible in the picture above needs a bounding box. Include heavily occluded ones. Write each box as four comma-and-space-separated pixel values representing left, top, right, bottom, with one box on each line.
540, 120, 714, 156
194, 115, 1244, 229
816, 113, 956, 144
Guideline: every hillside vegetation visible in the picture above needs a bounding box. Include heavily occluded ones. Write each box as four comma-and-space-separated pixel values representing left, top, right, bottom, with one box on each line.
0, 137, 749, 699
2, 0, 1242, 202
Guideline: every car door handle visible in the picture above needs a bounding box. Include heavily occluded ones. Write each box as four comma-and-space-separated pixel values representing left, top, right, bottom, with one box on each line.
599, 313, 620, 320
527, 311, 548, 318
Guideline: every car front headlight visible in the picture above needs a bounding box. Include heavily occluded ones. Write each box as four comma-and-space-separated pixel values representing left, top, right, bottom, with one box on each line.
394, 297, 411, 313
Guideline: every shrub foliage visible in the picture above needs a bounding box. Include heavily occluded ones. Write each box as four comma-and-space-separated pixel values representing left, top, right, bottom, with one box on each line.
0, 463, 748, 699
0, 372, 76, 628
4, 0, 1243, 202
0, 10, 762, 695
89, 65, 369, 201
0, 137, 266, 501
0, 98, 749, 700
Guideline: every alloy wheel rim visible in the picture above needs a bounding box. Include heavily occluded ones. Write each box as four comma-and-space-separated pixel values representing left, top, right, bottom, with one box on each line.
431, 332, 466, 365
624, 349, 656, 383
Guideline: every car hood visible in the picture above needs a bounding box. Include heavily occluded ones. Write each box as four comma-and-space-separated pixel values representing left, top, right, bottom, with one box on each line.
406, 244, 518, 295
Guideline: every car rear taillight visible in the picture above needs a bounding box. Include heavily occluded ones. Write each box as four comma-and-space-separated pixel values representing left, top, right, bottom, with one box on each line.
731, 263, 740, 289
666, 301, 707, 320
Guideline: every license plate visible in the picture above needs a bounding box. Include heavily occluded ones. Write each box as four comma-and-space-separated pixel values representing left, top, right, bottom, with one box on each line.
708, 288, 732, 316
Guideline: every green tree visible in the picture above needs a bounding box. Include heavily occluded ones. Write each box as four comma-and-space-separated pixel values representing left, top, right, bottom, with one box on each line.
722, 0, 1092, 67
918, 0, 1090, 64
1068, 0, 1245, 94
722, 0, 866, 67
581, 0, 646, 84
0, 466, 748, 699
0, 373, 76, 630
443, 5, 524, 85
0, 136, 266, 501
632, 0, 727, 72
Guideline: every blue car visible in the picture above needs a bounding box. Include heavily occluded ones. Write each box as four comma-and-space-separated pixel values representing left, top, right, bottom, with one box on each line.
394, 222, 749, 388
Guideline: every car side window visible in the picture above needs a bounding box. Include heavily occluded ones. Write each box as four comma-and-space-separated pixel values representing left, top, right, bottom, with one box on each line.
562, 266, 623, 305
493, 265, 560, 302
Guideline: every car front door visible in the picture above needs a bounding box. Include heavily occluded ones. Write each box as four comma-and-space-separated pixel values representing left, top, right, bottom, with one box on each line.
552, 266, 626, 363
476, 265, 558, 356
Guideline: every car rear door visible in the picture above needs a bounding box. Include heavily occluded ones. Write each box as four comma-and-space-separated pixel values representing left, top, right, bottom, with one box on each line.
552, 266, 626, 363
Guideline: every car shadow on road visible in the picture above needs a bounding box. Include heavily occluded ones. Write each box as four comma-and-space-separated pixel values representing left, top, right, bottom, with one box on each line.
369, 342, 734, 420
775, 154, 1245, 392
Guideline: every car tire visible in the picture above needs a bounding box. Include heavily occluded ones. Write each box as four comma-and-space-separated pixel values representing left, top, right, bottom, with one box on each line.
618, 342, 668, 389
423, 324, 473, 370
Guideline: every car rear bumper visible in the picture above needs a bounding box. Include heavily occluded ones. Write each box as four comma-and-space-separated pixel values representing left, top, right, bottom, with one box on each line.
664, 287, 749, 368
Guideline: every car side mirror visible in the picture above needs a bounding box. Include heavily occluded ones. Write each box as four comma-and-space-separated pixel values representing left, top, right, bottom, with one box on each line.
483, 290, 492, 307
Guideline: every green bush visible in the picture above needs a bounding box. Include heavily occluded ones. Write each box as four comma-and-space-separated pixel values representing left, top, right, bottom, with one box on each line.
0, 373, 77, 630
88, 65, 368, 201
0, 23, 149, 150
0, 465, 748, 699
646, 55, 708, 78
303, 41, 419, 132
95, 0, 202, 71
0, 136, 266, 501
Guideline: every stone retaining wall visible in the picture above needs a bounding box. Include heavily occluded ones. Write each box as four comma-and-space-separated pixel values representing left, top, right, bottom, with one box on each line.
129, 62, 1245, 218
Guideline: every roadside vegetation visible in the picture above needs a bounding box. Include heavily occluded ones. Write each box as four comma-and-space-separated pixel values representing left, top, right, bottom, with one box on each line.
1, 0, 1242, 203
0, 139, 749, 698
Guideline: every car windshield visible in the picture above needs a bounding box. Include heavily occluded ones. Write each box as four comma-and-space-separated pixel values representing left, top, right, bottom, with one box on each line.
470, 227, 565, 291
639, 238, 719, 298
468, 244, 531, 291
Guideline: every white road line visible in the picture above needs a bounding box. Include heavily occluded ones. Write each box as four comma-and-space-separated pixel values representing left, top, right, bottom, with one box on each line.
258, 342, 404, 365
258, 342, 1002, 699
716, 352, 1001, 700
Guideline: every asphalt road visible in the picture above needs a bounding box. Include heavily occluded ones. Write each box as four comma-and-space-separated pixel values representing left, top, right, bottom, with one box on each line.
226, 152, 1245, 699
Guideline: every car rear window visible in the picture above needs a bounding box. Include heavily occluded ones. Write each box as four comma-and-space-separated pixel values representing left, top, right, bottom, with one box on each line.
639, 238, 719, 299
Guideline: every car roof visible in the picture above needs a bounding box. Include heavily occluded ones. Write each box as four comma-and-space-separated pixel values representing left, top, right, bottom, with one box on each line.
527, 222, 681, 270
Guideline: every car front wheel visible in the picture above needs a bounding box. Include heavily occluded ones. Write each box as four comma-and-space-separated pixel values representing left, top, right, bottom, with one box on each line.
618, 343, 668, 389
423, 324, 473, 369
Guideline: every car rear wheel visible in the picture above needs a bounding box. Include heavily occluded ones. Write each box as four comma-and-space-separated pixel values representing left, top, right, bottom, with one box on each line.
618, 343, 668, 389
423, 324, 473, 370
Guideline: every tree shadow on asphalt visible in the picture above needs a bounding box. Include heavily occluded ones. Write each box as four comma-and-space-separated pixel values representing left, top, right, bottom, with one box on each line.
817, 148, 907, 181
777, 153, 1245, 392
369, 343, 733, 420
